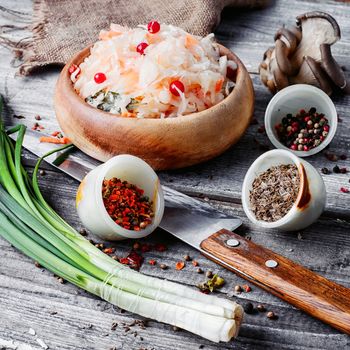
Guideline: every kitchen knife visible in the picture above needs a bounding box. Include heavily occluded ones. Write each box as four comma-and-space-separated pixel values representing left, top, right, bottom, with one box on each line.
10, 129, 350, 335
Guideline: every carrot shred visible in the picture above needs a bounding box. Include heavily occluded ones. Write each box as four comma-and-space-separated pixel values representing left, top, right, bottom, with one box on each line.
39, 136, 71, 144
215, 79, 224, 92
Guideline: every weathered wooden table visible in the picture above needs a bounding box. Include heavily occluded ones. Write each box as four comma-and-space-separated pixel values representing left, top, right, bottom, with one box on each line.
1, 0, 350, 349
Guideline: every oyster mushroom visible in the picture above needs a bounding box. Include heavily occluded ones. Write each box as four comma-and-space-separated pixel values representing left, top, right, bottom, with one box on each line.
259, 11, 349, 95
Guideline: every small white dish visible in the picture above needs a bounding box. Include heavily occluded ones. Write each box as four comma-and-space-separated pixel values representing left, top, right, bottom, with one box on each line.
76, 155, 164, 240
242, 149, 326, 231
265, 84, 337, 157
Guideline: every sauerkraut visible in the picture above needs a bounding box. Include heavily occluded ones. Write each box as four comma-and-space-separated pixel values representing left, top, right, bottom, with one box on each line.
71, 23, 237, 118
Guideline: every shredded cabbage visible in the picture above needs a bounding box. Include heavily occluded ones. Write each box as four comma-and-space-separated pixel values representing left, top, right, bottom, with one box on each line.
72, 24, 237, 118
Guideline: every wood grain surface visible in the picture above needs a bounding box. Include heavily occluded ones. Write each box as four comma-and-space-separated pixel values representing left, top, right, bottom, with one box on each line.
1, 0, 350, 349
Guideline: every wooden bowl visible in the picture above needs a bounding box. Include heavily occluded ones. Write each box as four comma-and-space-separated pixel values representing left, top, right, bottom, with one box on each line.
54, 45, 254, 170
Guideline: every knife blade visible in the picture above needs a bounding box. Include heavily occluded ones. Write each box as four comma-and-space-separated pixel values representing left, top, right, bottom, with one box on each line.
9, 129, 243, 249
10, 129, 350, 335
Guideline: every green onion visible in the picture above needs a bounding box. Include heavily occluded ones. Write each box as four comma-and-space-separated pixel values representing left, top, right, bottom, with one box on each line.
0, 95, 243, 342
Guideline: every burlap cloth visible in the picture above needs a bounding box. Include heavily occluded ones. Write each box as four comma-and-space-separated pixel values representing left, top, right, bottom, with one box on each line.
1, 0, 270, 75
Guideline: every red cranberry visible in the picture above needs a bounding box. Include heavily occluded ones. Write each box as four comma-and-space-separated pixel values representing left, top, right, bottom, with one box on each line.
291, 122, 299, 128
147, 21, 160, 34
290, 144, 298, 150
291, 126, 298, 133
303, 145, 310, 151
136, 42, 149, 55
94, 72, 106, 84
323, 125, 330, 132
300, 109, 306, 115
169, 80, 185, 96
304, 116, 311, 122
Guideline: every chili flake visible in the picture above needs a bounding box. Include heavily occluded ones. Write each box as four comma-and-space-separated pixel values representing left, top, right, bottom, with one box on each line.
175, 261, 185, 270
102, 177, 154, 231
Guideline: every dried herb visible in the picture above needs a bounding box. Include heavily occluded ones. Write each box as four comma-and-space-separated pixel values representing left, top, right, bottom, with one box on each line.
197, 274, 225, 293
250, 164, 300, 222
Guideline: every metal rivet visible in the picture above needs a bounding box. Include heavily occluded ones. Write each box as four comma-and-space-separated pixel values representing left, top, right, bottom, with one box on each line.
265, 259, 278, 268
226, 239, 240, 247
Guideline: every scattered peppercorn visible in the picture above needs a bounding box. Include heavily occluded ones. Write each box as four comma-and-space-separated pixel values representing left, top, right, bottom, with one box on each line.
172, 326, 179, 332
275, 108, 329, 151
267, 311, 277, 319
340, 167, 347, 174
111, 322, 118, 331
206, 270, 213, 278
340, 187, 349, 193
148, 259, 157, 266
243, 302, 254, 314
39, 169, 46, 176
79, 228, 87, 236
242, 284, 252, 292
35, 115, 41, 120
321, 167, 330, 175
196, 268, 203, 274
102, 177, 154, 231
34, 261, 41, 268
340, 154, 347, 160
183, 254, 191, 261
234, 285, 242, 293
257, 304, 266, 312
192, 260, 199, 267
333, 165, 340, 173
159, 263, 168, 270
57, 277, 65, 284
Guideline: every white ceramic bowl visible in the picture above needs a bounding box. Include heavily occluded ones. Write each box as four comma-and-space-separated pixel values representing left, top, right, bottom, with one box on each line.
265, 84, 337, 157
242, 149, 326, 231
76, 155, 164, 240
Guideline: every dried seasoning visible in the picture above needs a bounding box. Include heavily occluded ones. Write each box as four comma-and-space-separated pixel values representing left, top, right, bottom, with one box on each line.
197, 274, 225, 293
250, 164, 300, 222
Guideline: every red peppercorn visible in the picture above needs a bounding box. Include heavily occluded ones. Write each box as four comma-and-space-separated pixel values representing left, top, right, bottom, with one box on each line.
68, 64, 78, 74
147, 21, 160, 34
304, 116, 311, 122
290, 144, 298, 150
149, 259, 157, 266
94, 72, 106, 84
303, 145, 310, 151
300, 109, 306, 115
323, 125, 330, 132
169, 80, 185, 96
291, 122, 299, 128
137, 42, 149, 55
340, 187, 349, 193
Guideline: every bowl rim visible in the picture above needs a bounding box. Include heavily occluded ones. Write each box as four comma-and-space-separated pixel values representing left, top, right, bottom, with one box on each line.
241, 149, 309, 229
264, 84, 338, 157
62, 43, 246, 123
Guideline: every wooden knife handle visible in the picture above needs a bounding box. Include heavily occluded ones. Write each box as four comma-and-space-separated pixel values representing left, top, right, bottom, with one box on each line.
200, 229, 350, 334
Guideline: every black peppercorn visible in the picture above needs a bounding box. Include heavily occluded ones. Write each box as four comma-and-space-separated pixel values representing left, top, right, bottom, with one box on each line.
333, 165, 340, 174
243, 302, 254, 314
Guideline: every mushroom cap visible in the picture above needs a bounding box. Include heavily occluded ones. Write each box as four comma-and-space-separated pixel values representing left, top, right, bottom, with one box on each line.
296, 12, 341, 42
320, 43, 347, 90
